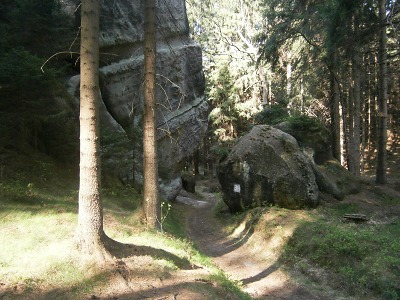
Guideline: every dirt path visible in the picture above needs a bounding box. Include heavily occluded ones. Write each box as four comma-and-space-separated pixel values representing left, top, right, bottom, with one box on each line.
181, 191, 320, 300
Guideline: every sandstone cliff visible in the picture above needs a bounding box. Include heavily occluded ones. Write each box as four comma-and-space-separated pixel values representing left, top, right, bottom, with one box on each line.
66, 0, 207, 189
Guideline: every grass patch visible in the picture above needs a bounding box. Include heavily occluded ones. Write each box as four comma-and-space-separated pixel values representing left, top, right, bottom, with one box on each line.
208, 271, 253, 300
281, 216, 400, 299
212, 192, 229, 216
212, 192, 258, 235
0, 156, 253, 300
0, 175, 85, 296
163, 202, 190, 239
380, 195, 400, 205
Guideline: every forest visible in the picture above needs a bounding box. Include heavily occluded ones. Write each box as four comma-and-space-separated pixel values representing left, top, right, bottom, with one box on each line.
0, 0, 399, 299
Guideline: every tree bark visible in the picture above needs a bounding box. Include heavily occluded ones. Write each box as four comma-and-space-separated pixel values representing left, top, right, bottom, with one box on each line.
348, 74, 354, 172
340, 85, 349, 168
76, 0, 111, 260
329, 52, 341, 163
376, 0, 388, 184
143, 0, 161, 229
193, 148, 200, 175
259, 65, 268, 105
353, 51, 361, 176
286, 53, 292, 112
351, 53, 361, 176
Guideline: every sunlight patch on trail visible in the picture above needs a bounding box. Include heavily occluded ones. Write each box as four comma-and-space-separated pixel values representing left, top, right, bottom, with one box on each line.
176, 196, 208, 207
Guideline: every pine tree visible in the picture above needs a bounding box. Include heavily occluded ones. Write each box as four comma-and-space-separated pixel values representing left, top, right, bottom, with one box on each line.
376, 0, 388, 184
76, 0, 112, 259
143, 0, 161, 229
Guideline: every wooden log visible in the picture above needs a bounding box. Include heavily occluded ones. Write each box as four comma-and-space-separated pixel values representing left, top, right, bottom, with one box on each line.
343, 214, 368, 223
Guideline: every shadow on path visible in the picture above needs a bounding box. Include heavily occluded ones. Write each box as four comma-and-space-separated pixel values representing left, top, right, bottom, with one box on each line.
185, 192, 256, 258
109, 243, 194, 270
182, 187, 321, 300
241, 262, 280, 285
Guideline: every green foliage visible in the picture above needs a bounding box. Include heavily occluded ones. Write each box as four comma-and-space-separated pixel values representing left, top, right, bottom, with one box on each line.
208, 271, 253, 300
282, 219, 400, 298
284, 114, 330, 145
286, 115, 326, 132
324, 203, 361, 216
255, 108, 329, 142
0, 154, 77, 206
208, 64, 241, 140
210, 143, 231, 159
0, 1, 77, 160
0, 49, 78, 159
257, 0, 382, 124
323, 0, 378, 55
0, 0, 68, 55
162, 204, 188, 240
187, 0, 264, 153
255, 104, 289, 125
283, 115, 332, 161
0, 49, 60, 94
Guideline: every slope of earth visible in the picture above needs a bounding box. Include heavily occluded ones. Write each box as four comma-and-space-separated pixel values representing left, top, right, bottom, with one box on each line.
1, 153, 398, 299
180, 176, 400, 300
0, 154, 251, 300
182, 190, 330, 299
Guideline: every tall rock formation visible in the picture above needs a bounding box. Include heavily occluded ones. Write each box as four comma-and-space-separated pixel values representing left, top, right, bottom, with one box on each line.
66, 0, 207, 191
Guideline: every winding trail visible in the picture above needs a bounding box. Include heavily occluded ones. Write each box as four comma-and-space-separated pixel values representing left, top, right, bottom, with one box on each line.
179, 191, 320, 300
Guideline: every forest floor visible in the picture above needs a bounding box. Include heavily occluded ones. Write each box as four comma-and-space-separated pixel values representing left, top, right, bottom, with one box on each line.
182, 175, 400, 300
1, 172, 399, 300
184, 190, 316, 299
184, 189, 318, 300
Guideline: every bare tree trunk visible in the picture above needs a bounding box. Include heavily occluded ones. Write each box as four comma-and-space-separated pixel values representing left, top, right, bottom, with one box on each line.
361, 54, 369, 173
0, 155, 4, 183
349, 15, 362, 176
362, 53, 373, 172
286, 54, 292, 113
193, 148, 200, 175
143, 0, 161, 229
348, 73, 355, 172
268, 79, 273, 105
351, 53, 361, 176
329, 52, 341, 163
376, 0, 388, 184
341, 84, 349, 168
76, 0, 111, 260
367, 52, 378, 171
259, 65, 268, 105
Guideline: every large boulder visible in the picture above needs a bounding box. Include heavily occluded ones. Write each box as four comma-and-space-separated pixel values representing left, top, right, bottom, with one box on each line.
275, 116, 332, 164
275, 117, 360, 199
312, 160, 361, 200
64, 0, 207, 188
218, 125, 319, 213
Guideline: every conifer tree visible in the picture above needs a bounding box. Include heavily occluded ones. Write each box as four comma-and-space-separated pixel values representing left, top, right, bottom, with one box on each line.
76, 0, 111, 259
143, 0, 161, 229
376, 0, 388, 184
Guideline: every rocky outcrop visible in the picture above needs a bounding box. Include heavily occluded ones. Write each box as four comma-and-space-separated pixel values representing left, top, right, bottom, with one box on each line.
99, 39, 207, 179
65, 0, 207, 188
275, 119, 332, 164
275, 119, 360, 199
312, 160, 361, 200
218, 125, 319, 213
217, 120, 361, 212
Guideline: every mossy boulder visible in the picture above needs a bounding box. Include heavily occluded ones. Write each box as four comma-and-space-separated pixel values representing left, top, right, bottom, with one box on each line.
217, 125, 319, 213
275, 116, 360, 199
312, 159, 361, 200
275, 115, 332, 164
181, 172, 196, 193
